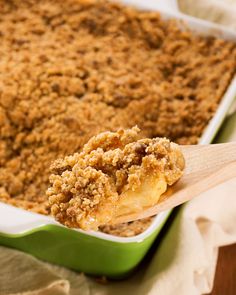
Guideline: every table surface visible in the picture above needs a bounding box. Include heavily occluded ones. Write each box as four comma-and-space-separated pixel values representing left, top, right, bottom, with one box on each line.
209, 244, 236, 295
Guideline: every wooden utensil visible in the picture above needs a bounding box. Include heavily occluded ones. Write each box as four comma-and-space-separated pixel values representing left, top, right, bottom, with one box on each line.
114, 142, 236, 224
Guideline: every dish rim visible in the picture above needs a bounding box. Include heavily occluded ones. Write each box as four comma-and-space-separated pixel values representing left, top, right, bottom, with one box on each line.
1, 1, 236, 244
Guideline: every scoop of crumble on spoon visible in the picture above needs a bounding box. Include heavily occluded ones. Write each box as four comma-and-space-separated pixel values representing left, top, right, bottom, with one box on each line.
46, 127, 184, 230
46, 127, 236, 230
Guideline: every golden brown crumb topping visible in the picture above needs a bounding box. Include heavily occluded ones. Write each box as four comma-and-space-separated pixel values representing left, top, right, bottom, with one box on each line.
100, 217, 153, 237
0, 0, 236, 235
47, 127, 185, 230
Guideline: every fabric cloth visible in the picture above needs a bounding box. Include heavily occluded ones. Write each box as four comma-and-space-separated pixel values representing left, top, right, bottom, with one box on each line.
178, 0, 236, 30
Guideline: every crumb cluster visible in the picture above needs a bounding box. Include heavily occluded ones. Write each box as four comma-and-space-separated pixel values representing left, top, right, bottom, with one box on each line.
0, 0, 236, 236
47, 127, 185, 230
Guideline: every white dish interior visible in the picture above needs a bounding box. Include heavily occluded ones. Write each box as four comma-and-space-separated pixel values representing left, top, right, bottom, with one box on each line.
0, 0, 236, 243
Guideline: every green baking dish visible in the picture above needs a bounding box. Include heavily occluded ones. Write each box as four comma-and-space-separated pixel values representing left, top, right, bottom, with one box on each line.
1, 1, 236, 278
0, 204, 171, 278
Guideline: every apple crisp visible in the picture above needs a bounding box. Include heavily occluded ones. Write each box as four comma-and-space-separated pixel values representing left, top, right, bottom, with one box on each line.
47, 127, 185, 230
0, 0, 236, 236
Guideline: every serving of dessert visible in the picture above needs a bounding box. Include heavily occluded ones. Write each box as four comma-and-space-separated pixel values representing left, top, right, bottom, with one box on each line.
47, 127, 185, 230
1, 0, 236, 237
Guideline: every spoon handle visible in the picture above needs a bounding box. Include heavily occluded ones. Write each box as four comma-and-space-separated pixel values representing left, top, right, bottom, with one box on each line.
181, 142, 236, 177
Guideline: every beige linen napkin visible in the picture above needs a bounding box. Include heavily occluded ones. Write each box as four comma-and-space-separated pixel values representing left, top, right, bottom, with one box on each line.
0, 110, 235, 295
178, 0, 236, 30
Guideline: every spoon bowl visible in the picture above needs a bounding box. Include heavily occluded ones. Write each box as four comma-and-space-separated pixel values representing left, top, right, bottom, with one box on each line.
114, 142, 236, 224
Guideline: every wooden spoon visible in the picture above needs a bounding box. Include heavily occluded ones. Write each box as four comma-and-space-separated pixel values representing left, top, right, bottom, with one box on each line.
114, 142, 236, 224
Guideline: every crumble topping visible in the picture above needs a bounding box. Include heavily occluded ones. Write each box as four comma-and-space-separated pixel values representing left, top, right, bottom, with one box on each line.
0, 0, 236, 236
47, 127, 185, 230
100, 217, 153, 237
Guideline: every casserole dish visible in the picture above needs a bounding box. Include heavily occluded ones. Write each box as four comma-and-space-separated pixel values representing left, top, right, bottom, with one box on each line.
0, 0, 236, 278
